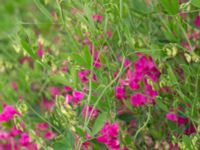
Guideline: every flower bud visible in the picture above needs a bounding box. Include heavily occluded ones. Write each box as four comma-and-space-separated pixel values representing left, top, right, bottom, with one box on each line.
16, 103, 28, 115
172, 47, 178, 57
184, 53, 192, 63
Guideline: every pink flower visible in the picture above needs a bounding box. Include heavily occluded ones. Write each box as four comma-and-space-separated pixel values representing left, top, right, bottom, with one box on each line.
44, 131, 56, 140
184, 122, 196, 135
82, 133, 91, 150
143, 80, 155, 96
0, 105, 18, 122
93, 51, 102, 68
0, 139, 19, 150
72, 91, 84, 103
89, 43, 93, 53
115, 86, 125, 100
169, 143, 180, 150
11, 81, 18, 91
42, 97, 55, 112
19, 56, 33, 67
10, 124, 24, 136
0, 130, 9, 140
92, 14, 103, 22
129, 79, 140, 90
49, 87, 59, 98
166, 111, 178, 122
96, 122, 120, 150
124, 58, 130, 68
36, 123, 49, 130
107, 31, 112, 38
37, 42, 44, 58
19, 133, 32, 146
177, 117, 188, 126
82, 105, 99, 119
78, 70, 90, 83
65, 94, 73, 104
134, 54, 160, 82
194, 15, 200, 27
130, 93, 147, 107
63, 85, 72, 92
84, 37, 91, 45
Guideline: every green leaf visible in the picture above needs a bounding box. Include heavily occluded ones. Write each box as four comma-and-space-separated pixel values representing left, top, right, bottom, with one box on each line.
160, 0, 179, 15
167, 65, 177, 83
182, 135, 193, 150
71, 53, 88, 68
83, 46, 92, 68
131, 0, 153, 14
176, 90, 191, 104
117, 113, 136, 122
191, 0, 200, 8
52, 130, 74, 150
34, 0, 52, 22
155, 97, 168, 112
71, 67, 78, 89
92, 113, 106, 136
50, 74, 70, 85
21, 40, 37, 59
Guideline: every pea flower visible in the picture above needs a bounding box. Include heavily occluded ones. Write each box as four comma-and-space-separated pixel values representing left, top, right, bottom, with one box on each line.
49, 87, 59, 98
44, 131, 56, 140
0, 130, 9, 140
194, 15, 200, 27
130, 93, 147, 107
166, 111, 178, 122
19, 133, 32, 146
10, 124, 24, 137
92, 14, 102, 22
36, 123, 49, 131
96, 122, 120, 150
115, 86, 125, 100
37, 41, 44, 58
65, 94, 73, 104
82, 105, 99, 119
72, 91, 85, 103
0, 105, 18, 122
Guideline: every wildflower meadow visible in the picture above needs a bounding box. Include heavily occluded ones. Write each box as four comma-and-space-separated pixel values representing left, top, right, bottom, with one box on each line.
0, 0, 200, 149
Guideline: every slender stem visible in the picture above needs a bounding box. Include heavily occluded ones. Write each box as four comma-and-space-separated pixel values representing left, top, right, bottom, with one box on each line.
133, 107, 151, 141
85, 56, 125, 126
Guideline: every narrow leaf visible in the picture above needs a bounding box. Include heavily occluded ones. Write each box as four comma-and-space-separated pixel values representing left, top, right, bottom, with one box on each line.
92, 113, 106, 136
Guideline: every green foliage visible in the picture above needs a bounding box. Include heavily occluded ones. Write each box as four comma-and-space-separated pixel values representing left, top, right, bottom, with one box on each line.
0, 0, 199, 149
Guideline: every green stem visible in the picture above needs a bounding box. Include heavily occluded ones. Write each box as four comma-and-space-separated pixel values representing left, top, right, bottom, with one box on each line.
85, 56, 125, 126
133, 107, 151, 141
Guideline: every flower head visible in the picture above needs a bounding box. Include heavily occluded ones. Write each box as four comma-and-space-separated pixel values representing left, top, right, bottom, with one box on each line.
72, 91, 84, 103
115, 86, 125, 100
0, 105, 18, 122
92, 14, 103, 22
130, 93, 147, 107
96, 122, 120, 150
37, 41, 44, 58
44, 131, 56, 140
19, 133, 32, 146
166, 111, 178, 122
194, 15, 200, 27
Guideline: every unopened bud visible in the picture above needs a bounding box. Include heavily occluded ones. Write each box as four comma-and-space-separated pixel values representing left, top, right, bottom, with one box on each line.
184, 53, 192, 63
